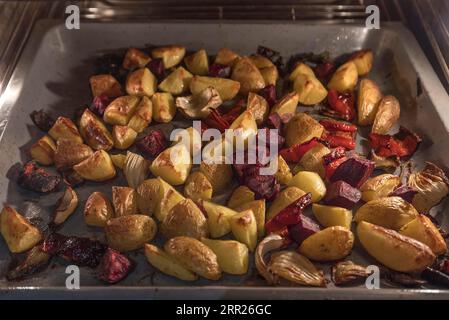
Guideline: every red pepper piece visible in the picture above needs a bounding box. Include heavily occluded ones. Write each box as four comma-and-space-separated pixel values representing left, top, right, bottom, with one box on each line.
319, 119, 357, 132
321, 132, 356, 150
322, 146, 346, 165
369, 126, 420, 159
326, 90, 356, 121
279, 139, 319, 162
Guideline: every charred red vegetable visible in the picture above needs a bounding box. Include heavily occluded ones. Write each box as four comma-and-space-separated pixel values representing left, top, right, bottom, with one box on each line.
369, 126, 421, 160
314, 61, 335, 82
98, 248, 133, 284
135, 129, 167, 157
265, 112, 282, 130
258, 84, 277, 107
280, 138, 319, 163
235, 163, 280, 201
324, 180, 361, 209
209, 63, 231, 78
322, 147, 347, 179
323, 90, 356, 121
147, 58, 165, 80
90, 93, 110, 117
328, 154, 375, 188
30, 109, 55, 132
17, 162, 61, 193
288, 215, 320, 245
389, 185, 418, 204
320, 119, 357, 150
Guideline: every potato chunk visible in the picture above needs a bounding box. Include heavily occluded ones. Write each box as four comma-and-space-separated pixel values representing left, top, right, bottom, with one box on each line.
285, 113, 324, 147
126, 67, 157, 97
79, 109, 114, 151
84, 192, 114, 227
151, 45, 186, 69
30, 135, 56, 165
112, 125, 137, 150
73, 150, 116, 182
229, 210, 258, 252
89, 74, 122, 98
201, 238, 249, 275
48, 116, 83, 144
104, 95, 140, 126
122, 48, 151, 70
112, 186, 138, 217
158, 67, 193, 95
151, 92, 176, 123
184, 49, 209, 76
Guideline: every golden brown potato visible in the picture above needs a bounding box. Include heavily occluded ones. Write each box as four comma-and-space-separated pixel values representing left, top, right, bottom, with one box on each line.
150, 144, 192, 186
289, 62, 315, 81
360, 174, 401, 202
126, 67, 157, 97
79, 109, 114, 151
357, 79, 382, 126
349, 49, 373, 76
151, 92, 176, 123
199, 162, 232, 193
171, 126, 202, 157
297, 143, 330, 178
30, 135, 56, 165
270, 92, 299, 118
227, 186, 255, 209
327, 61, 358, 92
249, 55, 274, 69
267, 186, 305, 220
54, 139, 93, 171
293, 74, 328, 105
136, 178, 161, 215
105, 214, 157, 251
84, 191, 114, 227
151, 45, 186, 69
231, 57, 265, 95
357, 221, 435, 273
285, 112, 324, 147
372, 95, 400, 134
112, 125, 137, 150
235, 200, 265, 238
201, 238, 249, 275
112, 186, 138, 217
122, 48, 151, 70
228, 110, 258, 149
73, 150, 116, 182
128, 96, 153, 133
229, 209, 258, 252
48, 116, 83, 144
161, 199, 208, 239
52, 187, 78, 226
260, 66, 279, 86
165, 236, 222, 280
110, 153, 126, 170
89, 74, 122, 98
0, 206, 42, 253
298, 227, 354, 262
158, 67, 193, 95
214, 48, 240, 66
184, 49, 209, 76
144, 243, 198, 281
399, 215, 447, 255
354, 196, 419, 230
275, 155, 293, 185
312, 204, 352, 229
246, 92, 269, 125
288, 171, 326, 203
190, 76, 240, 101
104, 95, 140, 126
183, 171, 213, 202
155, 177, 185, 222
203, 200, 237, 238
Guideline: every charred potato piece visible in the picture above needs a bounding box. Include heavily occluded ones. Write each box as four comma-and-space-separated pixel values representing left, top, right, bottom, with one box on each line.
312, 203, 352, 229
357, 79, 382, 126
289, 62, 315, 81
270, 92, 299, 118
285, 112, 324, 147
52, 187, 78, 226
110, 153, 126, 170
136, 178, 161, 215
122, 48, 151, 70
231, 57, 265, 95
128, 96, 153, 133
161, 199, 208, 239
112, 125, 137, 150
151, 92, 176, 123
150, 144, 192, 186
235, 200, 266, 238
360, 174, 401, 202
327, 61, 358, 92
73, 150, 116, 182
229, 210, 258, 252
275, 155, 293, 185
267, 186, 306, 220
184, 49, 209, 76
199, 162, 232, 193
203, 200, 237, 238
247, 92, 269, 125
201, 238, 249, 275
84, 191, 114, 227
112, 186, 138, 217
227, 186, 255, 209
293, 74, 328, 105
372, 95, 400, 134
103, 95, 140, 126
183, 171, 213, 202
105, 214, 157, 251
155, 177, 185, 222
48, 116, 83, 144
144, 244, 198, 281
299, 226, 354, 262
349, 49, 373, 76
357, 221, 435, 273
126, 67, 157, 97
54, 139, 93, 171
151, 45, 186, 69
214, 48, 240, 66
164, 236, 222, 280
158, 67, 193, 95
297, 143, 330, 178
79, 109, 114, 151
0, 206, 42, 253
190, 76, 240, 101
89, 74, 122, 98
30, 135, 56, 165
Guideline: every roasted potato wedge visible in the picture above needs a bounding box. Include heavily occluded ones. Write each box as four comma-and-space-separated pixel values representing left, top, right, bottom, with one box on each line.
84, 191, 114, 227
52, 187, 78, 226
354, 196, 419, 230
164, 236, 222, 280
158, 66, 193, 95
190, 76, 240, 101
357, 221, 435, 273
112, 125, 137, 150
105, 214, 157, 251
293, 74, 328, 105
214, 48, 240, 66
128, 96, 153, 133
150, 144, 192, 186
110, 153, 126, 169
231, 57, 265, 95
199, 161, 233, 194
327, 61, 358, 92
79, 109, 114, 151
235, 200, 266, 238
144, 244, 198, 281
122, 48, 151, 70
155, 177, 185, 222
360, 174, 401, 202
171, 126, 202, 157
161, 199, 208, 239
312, 203, 352, 229
288, 171, 326, 203
48, 116, 83, 144
126, 67, 157, 97
229, 209, 258, 252
183, 171, 213, 202
357, 79, 382, 126
298, 226, 354, 262
201, 238, 249, 275
267, 186, 305, 220
184, 49, 209, 76
203, 200, 237, 238
104, 95, 140, 126
73, 150, 116, 182
270, 92, 299, 118
247, 92, 269, 125
399, 215, 447, 255
372, 95, 400, 134
228, 110, 258, 149
0, 206, 42, 253
285, 112, 324, 147
249, 55, 274, 69
89, 74, 122, 98
30, 135, 56, 165
151, 92, 176, 123
297, 143, 330, 178
227, 186, 256, 210
289, 62, 315, 81
151, 45, 186, 69
112, 186, 138, 217
275, 155, 293, 185
54, 139, 93, 171
260, 66, 279, 86
136, 178, 161, 215
349, 49, 373, 76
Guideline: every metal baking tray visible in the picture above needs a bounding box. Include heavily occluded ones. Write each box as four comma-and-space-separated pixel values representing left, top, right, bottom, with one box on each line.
0, 20, 449, 300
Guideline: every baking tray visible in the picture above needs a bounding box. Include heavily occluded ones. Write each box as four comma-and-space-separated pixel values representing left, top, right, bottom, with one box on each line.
0, 20, 449, 300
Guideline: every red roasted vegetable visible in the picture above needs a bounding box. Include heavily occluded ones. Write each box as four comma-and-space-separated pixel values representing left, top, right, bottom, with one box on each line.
17, 162, 61, 193
369, 126, 421, 159
98, 248, 133, 284
135, 129, 167, 157
279, 138, 319, 162
209, 63, 231, 78
258, 84, 277, 107
324, 90, 356, 121
288, 215, 320, 245
324, 156, 348, 181
30, 109, 55, 132
324, 180, 361, 209
90, 93, 110, 117
320, 119, 357, 150
320, 119, 357, 133
389, 185, 418, 204
329, 155, 375, 188
314, 61, 335, 82
147, 58, 165, 80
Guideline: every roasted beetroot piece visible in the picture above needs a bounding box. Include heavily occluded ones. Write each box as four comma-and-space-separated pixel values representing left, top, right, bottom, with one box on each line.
30, 109, 55, 132
389, 185, 418, 204
288, 215, 320, 245
221, 104, 244, 124
314, 61, 335, 83
147, 58, 165, 80
265, 112, 282, 129
244, 166, 280, 201
98, 248, 133, 284
323, 147, 348, 180
258, 84, 277, 107
135, 129, 167, 157
329, 155, 375, 188
17, 162, 61, 193
369, 126, 421, 160
209, 63, 231, 78
203, 109, 230, 133
90, 93, 111, 117
42, 233, 107, 268
324, 180, 361, 209
280, 138, 319, 163
323, 90, 356, 122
